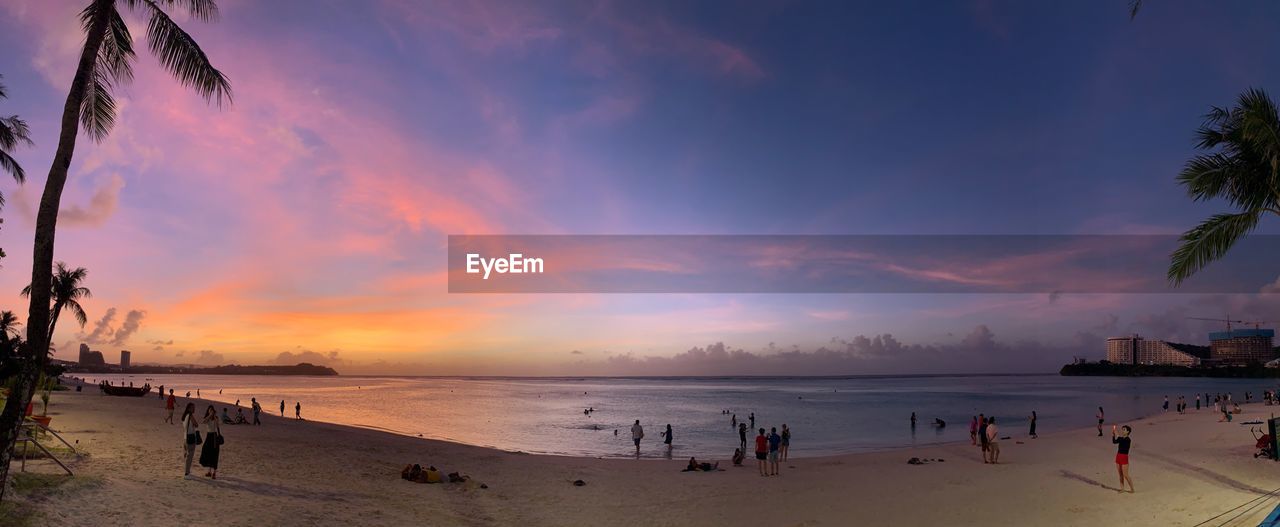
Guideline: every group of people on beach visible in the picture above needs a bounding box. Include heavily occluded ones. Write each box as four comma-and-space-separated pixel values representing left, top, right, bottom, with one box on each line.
158, 387, 307, 478
623, 409, 791, 477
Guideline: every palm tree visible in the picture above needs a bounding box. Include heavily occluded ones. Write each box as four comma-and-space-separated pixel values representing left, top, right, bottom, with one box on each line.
2, 0, 232, 499
1168, 88, 1280, 285
0, 312, 20, 377
0, 74, 33, 210
1129, 0, 1143, 20
21, 262, 91, 341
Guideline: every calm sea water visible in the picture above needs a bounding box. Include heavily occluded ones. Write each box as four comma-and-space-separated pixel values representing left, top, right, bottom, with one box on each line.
81, 374, 1279, 459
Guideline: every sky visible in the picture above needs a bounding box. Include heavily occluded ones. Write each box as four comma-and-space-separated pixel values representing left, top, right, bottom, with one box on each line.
0, 0, 1278, 375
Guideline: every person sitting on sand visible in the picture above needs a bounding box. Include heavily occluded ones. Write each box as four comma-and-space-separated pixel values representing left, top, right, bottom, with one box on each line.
732, 448, 745, 466
221, 407, 234, 424
683, 457, 719, 472
234, 407, 249, 424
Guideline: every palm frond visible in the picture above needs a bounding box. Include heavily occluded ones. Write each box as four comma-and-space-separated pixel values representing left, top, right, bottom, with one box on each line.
99, 8, 137, 85
1168, 212, 1261, 285
0, 150, 24, 187
0, 74, 7, 99
65, 300, 88, 328
1128, 0, 1142, 20
79, 67, 119, 142
144, 0, 232, 106
0, 115, 34, 151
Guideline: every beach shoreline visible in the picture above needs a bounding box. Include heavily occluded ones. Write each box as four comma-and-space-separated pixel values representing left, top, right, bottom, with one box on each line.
7, 381, 1280, 526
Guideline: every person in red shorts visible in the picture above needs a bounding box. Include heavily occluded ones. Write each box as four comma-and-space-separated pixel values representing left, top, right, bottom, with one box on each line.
1112, 424, 1134, 493
754, 428, 769, 477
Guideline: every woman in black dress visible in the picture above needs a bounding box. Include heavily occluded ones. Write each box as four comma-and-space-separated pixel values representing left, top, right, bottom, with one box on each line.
199, 405, 223, 479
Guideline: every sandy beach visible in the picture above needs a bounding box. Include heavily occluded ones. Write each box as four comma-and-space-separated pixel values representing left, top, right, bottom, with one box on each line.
5, 385, 1280, 527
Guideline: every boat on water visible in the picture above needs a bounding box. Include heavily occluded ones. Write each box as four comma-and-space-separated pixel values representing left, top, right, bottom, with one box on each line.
100, 382, 151, 397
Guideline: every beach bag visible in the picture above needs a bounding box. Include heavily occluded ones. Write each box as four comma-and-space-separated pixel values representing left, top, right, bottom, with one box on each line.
217, 433, 226, 445
187, 433, 201, 445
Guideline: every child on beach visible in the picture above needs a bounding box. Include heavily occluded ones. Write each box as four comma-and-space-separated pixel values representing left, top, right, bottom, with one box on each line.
664, 424, 673, 450
1097, 407, 1104, 436
1112, 424, 1134, 493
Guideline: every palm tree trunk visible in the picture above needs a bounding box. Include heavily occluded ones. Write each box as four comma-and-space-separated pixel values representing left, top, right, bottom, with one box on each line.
0, 0, 111, 501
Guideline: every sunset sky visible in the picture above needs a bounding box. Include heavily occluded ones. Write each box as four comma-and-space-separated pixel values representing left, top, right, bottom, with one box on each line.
1, 0, 1279, 375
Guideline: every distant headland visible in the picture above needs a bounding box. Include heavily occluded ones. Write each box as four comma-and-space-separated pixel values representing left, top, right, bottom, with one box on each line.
56, 360, 339, 376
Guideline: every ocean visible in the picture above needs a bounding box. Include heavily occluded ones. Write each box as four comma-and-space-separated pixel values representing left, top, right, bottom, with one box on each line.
80, 373, 1278, 459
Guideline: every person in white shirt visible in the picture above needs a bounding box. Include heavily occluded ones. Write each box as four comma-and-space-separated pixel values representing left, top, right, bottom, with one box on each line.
631, 420, 644, 455
181, 403, 199, 476
986, 417, 1000, 464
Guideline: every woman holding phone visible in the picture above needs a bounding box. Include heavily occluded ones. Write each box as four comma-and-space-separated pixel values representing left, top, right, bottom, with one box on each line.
1112, 424, 1134, 493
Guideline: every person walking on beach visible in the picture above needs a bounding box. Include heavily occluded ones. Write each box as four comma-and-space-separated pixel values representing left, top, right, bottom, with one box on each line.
164, 389, 176, 424
738, 422, 748, 451
1162, 396, 1168, 413
1029, 411, 1037, 439
731, 414, 737, 427
280, 399, 285, 417
1097, 407, 1105, 437
663, 424, 673, 451
1112, 424, 1134, 493
199, 405, 223, 479
910, 412, 917, 427
631, 420, 644, 455
181, 403, 199, 477
767, 427, 782, 476
780, 424, 791, 461
754, 428, 769, 476
251, 398, 261, 426
970, 416, 978, 446
1196, 394, 1201, 411
749, 412, 755, 430
986, 417, 1000, 464
295, 402, 303, 420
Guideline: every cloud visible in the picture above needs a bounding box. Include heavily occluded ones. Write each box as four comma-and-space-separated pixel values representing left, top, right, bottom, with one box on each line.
567, 325, 1086, 376
110, 309, 145, 345
81, 307, 118, 344
192, 350, 225, 365
271, 349, 343, 366
36, 174, 126, 228
569, 350, 583, 355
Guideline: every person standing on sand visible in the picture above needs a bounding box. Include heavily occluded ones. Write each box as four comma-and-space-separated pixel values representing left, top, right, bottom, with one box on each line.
1097, 407, 1104, 437
1112, 424, 1134, 493
280, 400, 285, 417
251, 398, 261, 425
631, 420, 644, 455
1029, 411, 1037, 439
664, 424, 673, 450
985, 417, 1000, 464
181, 403, 199, 477
738, 423, 748, 451
199, 405, 222, 479
731, 414, 736, 427
969, 416, 978, 445
978, 414, 989, 463
754, 428, 769, 476
780, 424, 791, 461
295, 402, 303, 420
910, 412, 916, 427
767, 427, 781, 475
1196, 394, 1201, 411
749, 412, 755, 430
164, 390, 177, 424
1162, 395, 1168, 413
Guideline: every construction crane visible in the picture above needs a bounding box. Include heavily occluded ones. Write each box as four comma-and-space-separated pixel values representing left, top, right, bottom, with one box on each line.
1187, 317, 1279, 332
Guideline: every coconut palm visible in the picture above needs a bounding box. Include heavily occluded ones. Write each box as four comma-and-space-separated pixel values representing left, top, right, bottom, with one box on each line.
2, 0, 231, 498
1129, 0, 1143, 19
21, 262, 92, 340
0, 75, 32, 210
1168, 88, 1280, 285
